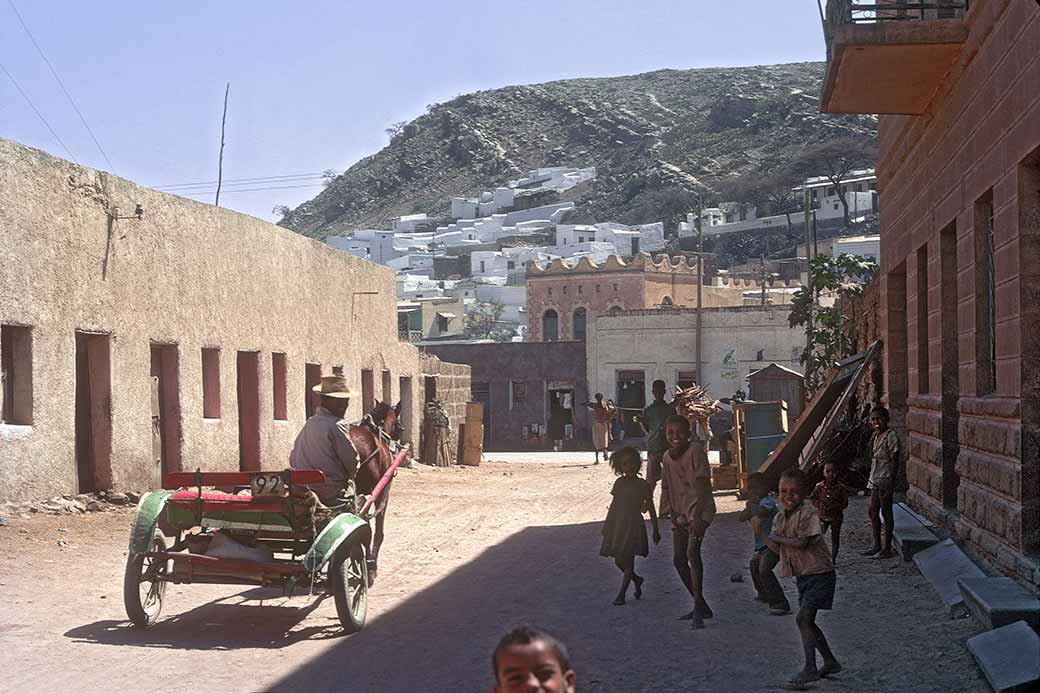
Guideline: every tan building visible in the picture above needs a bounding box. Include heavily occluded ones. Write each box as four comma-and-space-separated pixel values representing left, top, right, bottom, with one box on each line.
526, 254, 799, 342
820, 1, 1040, 587
396, 297, 467, 343
0, 139, 468, 502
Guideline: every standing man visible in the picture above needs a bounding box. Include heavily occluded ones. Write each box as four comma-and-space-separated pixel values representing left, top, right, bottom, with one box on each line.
290, 374, 359, 505
586, 393, 614, 465
637, 380, 674, 506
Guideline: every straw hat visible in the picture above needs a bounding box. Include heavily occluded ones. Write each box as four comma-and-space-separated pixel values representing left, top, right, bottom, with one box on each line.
312, 374, 355, 399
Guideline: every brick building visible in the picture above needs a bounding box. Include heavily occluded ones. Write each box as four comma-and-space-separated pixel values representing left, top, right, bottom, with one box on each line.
526, 254, 787, 342
820, 0, 1040, 587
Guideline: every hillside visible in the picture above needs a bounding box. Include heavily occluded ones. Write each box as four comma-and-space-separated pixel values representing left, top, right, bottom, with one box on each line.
280, 62, 876, 239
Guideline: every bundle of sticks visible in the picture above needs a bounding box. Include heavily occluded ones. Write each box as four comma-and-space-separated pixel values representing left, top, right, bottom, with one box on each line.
673, 384, 719, 422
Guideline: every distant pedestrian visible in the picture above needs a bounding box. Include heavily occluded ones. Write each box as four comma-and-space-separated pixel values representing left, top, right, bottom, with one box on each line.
660, 414, 716, 629
767, 467, 842, 690
600, 446, 661, 606
862, 406, 900, 559
586, 393, 614, 465
810, 461, 849, 562
608, 399, 623, 446
636, 379, 674, 500
739, 473, 790, 615
492, 625, 575, 693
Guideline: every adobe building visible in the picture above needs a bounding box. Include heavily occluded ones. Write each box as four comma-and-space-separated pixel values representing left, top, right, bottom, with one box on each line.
586, 305, 806, 432
0, 139, 469, 502
526, 254, 788, 342
425, 342, 590, 451
820, 1, 1040, 587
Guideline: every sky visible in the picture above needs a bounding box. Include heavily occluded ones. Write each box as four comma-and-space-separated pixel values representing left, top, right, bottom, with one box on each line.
0, 1, 827, 222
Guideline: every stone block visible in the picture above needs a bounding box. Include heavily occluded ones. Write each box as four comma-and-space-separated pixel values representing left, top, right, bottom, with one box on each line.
958, 576, 1040, 630
966, 621, 1040, 693
913, 538, 987, 617
893, 502, 940, 560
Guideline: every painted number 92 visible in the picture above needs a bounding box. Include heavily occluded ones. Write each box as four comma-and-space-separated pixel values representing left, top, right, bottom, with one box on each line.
250, 473, 284, 496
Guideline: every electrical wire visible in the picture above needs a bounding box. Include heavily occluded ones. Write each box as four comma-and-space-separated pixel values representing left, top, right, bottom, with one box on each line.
157, 172, 328, 190
175, 182, 325, 195
0, 59, 78, 163
8, 0, 115, 173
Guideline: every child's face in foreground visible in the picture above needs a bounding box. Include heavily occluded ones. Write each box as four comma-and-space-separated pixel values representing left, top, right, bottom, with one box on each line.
823, 464, 836, 482
665, 422, 690, 451
622, 457, 639, 476
870, 414, 887, 432
778, 478, 804, 512
494, 641, 575, 693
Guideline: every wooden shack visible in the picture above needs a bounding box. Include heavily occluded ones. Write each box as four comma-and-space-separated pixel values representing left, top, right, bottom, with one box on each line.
747, 363, 805, 420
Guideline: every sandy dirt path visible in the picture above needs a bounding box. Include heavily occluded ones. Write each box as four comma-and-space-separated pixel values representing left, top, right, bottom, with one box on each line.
0, 458, 986, 692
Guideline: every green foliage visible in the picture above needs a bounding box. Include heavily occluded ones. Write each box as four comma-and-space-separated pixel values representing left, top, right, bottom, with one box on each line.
463, 301, 513, 342
789, 253, 878, 393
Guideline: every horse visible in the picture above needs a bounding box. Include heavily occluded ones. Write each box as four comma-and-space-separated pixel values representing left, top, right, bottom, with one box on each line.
349, 400, 403, 585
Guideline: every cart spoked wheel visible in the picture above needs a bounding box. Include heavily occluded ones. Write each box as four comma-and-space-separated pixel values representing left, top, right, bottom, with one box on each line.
123, 530, 168, 627
333, 541, 368, 633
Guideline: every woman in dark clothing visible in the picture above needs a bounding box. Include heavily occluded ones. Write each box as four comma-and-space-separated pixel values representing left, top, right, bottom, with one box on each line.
600, 447, 661, 605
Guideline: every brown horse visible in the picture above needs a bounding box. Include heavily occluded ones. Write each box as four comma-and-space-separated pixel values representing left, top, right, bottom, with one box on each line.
349, 400, 403, 584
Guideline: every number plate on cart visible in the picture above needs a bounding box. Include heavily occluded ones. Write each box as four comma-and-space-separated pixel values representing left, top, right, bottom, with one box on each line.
250, 472, 286, 496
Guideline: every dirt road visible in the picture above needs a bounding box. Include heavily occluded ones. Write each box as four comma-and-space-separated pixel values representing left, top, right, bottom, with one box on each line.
1, 458, 985, 692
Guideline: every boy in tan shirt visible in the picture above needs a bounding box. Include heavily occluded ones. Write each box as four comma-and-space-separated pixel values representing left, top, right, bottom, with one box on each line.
767, 467, 842, 689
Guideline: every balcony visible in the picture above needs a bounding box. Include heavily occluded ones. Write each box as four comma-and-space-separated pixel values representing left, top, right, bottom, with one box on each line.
819, 1, 969, 115
398, 330, 424, 344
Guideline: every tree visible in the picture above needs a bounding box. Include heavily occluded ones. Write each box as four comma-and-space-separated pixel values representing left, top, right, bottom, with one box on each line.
789, 253, 878, 393
385, 120, 407, 141
321, 169, 339, 189
463, 302, 513, 341
791, 137, 878, 227
271, 204, 290, 220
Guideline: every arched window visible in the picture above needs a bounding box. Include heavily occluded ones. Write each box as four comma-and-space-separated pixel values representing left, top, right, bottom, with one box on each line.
609, 305, 623, 315
573, 307, 587, 341
662, 296, 673, 306
543, 309, 559, 342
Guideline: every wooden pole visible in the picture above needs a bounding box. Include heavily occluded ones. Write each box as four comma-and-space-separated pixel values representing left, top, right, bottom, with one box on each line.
695, 196, 703, 385
803, 182, 814, 390
215, 82, 230, 206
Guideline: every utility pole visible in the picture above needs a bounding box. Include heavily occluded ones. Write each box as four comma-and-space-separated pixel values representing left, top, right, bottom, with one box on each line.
695, 196, 703, 385
803, 180, 814, 391
761, 255, 767, 306
215, 83, 230, 206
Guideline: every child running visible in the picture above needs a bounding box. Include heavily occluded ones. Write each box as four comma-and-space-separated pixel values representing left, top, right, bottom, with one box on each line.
768, 467, 842, 690
600, 447, 661, 605
810, 460, 849, 562
492, 625, 575, 693
660, 414, 716, 629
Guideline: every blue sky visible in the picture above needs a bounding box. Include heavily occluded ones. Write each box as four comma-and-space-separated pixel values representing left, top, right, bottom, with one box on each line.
1, 1, 827, 221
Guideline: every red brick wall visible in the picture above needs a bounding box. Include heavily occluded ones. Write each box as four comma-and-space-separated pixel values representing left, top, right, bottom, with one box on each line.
877, 1, 1040, 586
527, 272, 645, 341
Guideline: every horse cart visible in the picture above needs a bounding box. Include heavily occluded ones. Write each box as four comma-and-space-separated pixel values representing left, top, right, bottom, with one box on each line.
123, 446, 408, 633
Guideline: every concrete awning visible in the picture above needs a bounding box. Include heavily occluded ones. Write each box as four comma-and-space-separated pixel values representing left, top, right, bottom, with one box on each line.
437, 312, 457, 319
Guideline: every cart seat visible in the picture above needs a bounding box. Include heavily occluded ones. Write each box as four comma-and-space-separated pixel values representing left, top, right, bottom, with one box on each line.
167, 489, 291, 514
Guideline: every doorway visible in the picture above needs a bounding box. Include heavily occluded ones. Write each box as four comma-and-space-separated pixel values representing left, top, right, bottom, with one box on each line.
547, 382, 575, 448
424, 375, 437, 403
75, 332, 112, 493
399, 376, 414, 445
305, 362, 322, 418
361, 369, 375, 414
237, 351, 261, 471
616, 369, 646, 438
150, 343, 182, 481
471, 382, 491, 447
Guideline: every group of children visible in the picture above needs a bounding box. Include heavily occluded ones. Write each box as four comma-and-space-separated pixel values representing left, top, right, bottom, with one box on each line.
591, 391, 903, 691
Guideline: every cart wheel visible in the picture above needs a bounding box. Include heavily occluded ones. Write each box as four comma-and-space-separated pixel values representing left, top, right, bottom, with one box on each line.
333, 541, 368, 633
123, 529, 168, 627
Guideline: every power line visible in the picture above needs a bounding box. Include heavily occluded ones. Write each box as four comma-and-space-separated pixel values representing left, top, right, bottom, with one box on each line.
0, 59, 78, 163
157, 172, 327, 190
175, 182, 325, 196
8, 0, 116, 173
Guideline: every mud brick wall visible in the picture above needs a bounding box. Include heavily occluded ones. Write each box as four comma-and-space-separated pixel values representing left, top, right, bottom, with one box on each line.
875, 3, 1040, 587
419, 354, 471, 463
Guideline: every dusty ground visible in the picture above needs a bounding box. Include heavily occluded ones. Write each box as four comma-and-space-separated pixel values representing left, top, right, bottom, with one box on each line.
0, 457, 986, 692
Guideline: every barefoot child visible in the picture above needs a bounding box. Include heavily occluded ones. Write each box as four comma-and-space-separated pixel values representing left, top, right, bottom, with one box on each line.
492, 625, 576, 693
660, 414, 716, 629
739, 473, 790, 615
863, 406, 900, 559
811, 461, 849, 562
767, 467, 842, 690
600, 447, 661, 605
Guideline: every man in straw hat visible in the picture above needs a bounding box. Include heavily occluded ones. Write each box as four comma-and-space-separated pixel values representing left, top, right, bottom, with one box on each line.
290, 374, 360, 505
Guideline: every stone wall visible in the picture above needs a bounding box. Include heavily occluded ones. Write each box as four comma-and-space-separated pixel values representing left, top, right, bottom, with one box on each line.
425, 342, 589, 451
876, 3, 1040, 587
0, 138, 465, 500
418, 354, 472, 462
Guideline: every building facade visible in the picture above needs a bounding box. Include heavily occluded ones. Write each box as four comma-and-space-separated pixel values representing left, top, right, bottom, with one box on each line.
820, 1, 1040, 587
0, 139, 469, 502
425, 342, 590, 451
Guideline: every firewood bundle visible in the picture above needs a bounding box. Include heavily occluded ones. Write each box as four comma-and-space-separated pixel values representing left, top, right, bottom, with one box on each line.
674, 385, 718, 422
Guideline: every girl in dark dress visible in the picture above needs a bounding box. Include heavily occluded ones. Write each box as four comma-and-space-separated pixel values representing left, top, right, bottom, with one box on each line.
600, 446, 661, 605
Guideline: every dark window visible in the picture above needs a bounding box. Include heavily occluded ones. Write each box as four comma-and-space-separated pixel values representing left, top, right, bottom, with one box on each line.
512, 381, 526, 406
1, 324, 32, 425
578, 285, 583, 295
272, 353, 288, 420
596, 285, 601, 293
437, 315, 449, 333
756, 349, 764, 361
201, 348, 221, 418
609, 305, 623, 314
974, 192, 996, 394
507, 261, 515, 269
563, 285, 568, 294
305, 363, 321, 418
543, 310, 559, 341
916, 244, 930, 393
573, 307, 587, 342
632, 238, 640, 255
613, 283, 619, 292
662, 296, 673, 306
